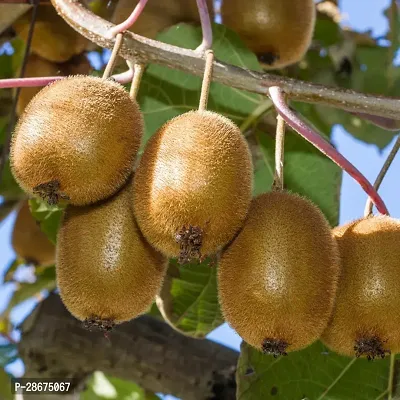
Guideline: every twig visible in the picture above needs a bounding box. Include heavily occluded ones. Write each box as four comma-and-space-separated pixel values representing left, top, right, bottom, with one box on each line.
268, 86, 389, 215
272, 111, 286, 190
195, 0, 213, 53
0, 0, 39, 184
364, 134, 400, 217
198, 50, 214, 111
129, 62, 145, 99
105, 0, 148, 39
42, 0, 400, 121
102, 32, 124, 79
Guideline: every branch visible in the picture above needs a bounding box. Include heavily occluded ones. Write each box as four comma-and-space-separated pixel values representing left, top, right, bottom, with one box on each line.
41, 0, 400, 121
18, 294, 238, 400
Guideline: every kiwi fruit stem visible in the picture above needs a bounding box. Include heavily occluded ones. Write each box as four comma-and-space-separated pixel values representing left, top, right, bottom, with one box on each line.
272, 113, 286, 191
198, 50, 214, 111
364, 135, 400, 217
129, 62, 145, 99
107, 0, 149, 39
102, 32, 124, 79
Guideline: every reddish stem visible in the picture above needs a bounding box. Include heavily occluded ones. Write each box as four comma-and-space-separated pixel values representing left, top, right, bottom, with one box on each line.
0, 72, 135, 89
195, 0, 213, 53
105, 0, 148, 39
268, 86, 389, 216
0, 76, 63, 88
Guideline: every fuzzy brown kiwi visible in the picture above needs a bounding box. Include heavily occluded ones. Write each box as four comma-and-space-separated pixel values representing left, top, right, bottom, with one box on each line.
11, 75, 143, 206
322, 215, 400, 360
221, 0, 316, 69
112, 0, 214, 39
218, 191, 340, 357
56, 182, 168, 331
133, 110, 253, 263
13, 4, 88, 63
16, 54, 92, 116
12, 200, 55, 266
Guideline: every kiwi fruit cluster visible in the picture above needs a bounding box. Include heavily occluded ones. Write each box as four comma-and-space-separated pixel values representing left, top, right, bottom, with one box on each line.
9, 2, 397, 357
10, 47, 253, 328
10, 72, 169, 330
221, 0, 316, 69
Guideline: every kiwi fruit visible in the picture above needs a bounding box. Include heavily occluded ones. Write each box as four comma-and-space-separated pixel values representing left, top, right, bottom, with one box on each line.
13, 4, 88, 63
322, 215, 400, 360
218, 190, 340, 356
11, 75, 143, 206
11, 200, 55, 266
220, 0, 316, 69
16, 53, 91, 116
133, 110, 253, 263
56, 182, 168, 330
112, 0, 214, 39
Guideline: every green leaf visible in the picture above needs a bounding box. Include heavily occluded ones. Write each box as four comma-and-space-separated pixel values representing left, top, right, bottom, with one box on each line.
237, 341, 399, 400
28, 198, 64, 244
1, 267, 56, 319
0, 368, 13, 400
81, 372, 161, 400
156, 258, 223, 338
313, 18, 341, 47
138, 23, 262, 146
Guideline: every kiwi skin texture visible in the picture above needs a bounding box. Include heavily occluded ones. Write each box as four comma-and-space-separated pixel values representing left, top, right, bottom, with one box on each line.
56, 182, 168, 328
218, 191, 340, 356
322, 215, 400, 359
16, 54, 91, 116
112, 0, 214, 39
133, 110, 253, 261
12, 200, 55, 266
11, 75, 143, 206
13, 4, 88, 63
221, 0, 316, 69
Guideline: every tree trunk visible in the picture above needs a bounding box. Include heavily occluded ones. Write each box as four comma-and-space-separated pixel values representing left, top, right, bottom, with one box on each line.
18, 294, 238, 400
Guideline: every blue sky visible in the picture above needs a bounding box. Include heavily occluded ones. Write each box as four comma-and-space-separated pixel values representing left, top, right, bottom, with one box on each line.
0, 0, 398, 394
